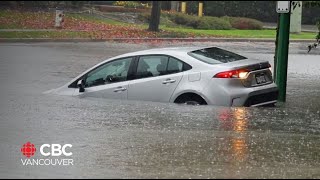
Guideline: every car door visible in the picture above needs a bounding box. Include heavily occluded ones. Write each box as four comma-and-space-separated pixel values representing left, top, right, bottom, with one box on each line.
74, 57, 134, 100
128, 55, 187, 103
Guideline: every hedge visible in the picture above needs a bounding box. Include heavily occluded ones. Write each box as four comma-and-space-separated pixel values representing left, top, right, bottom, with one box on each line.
138, 11, 263, 30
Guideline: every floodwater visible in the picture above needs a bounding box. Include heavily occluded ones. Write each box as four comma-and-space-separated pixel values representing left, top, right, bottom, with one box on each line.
0, 42, 319, 178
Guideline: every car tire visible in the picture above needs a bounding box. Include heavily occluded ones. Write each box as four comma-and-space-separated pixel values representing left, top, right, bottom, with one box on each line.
175, 93, 207, 105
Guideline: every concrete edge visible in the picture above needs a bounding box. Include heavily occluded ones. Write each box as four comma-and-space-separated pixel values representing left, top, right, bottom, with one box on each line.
0, 38, 317, 43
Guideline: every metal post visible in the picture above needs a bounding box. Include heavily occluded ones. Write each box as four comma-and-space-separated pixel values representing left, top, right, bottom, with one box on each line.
55, 9, 64, 28
274, 13, 280, 82
181, 1, 186, 13
198, 1, 203, 17
275, 12, 291, 102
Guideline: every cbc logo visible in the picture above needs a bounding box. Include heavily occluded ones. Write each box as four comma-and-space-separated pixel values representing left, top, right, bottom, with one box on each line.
40, 144, 72, 156
21, 142, 74, 166
21, 142, 72, 158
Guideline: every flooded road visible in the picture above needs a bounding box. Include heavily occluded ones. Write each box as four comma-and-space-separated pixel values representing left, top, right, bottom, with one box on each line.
0, 42, 320, 178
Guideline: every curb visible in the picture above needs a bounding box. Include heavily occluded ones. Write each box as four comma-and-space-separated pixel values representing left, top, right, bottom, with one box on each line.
0, 38, 317, 43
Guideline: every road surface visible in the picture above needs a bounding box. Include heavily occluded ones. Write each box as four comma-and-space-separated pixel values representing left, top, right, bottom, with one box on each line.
0, 41, 319, 178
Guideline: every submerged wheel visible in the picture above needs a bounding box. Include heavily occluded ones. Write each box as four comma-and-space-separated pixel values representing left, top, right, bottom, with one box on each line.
174, 93, 207, 105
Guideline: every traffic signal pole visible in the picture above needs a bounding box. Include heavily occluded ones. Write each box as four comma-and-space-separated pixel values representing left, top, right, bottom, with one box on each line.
275, 2, 291, 102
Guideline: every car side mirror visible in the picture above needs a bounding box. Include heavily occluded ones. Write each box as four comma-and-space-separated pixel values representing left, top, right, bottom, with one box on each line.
77, 79, 85, 93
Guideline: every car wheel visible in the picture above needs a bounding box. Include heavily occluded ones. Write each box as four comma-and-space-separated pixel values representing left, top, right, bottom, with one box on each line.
175, 93, 207, 105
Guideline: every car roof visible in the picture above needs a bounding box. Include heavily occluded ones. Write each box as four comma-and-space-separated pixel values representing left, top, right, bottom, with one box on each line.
112, 46, 215, 59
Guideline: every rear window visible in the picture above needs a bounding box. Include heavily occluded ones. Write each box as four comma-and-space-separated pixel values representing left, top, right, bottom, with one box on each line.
188, 47, 247, 64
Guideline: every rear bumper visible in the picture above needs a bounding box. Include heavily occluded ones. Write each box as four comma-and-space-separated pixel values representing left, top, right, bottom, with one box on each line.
229, 84, 278, 107
243, 87, 278, 107
201, 78, 279, 107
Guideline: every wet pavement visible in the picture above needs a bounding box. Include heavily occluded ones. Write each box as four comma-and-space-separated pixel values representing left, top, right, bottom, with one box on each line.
0, 41, 320, 178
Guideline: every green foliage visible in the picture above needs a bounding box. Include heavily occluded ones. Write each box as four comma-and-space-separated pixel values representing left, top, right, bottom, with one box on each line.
223, 16, 263, 30
159, 16, 177, 28
168, 13, 200, 28
307, 19, 320, 52
303, 1, 320, 8
137, 12, 151, 22
139, 11, 177, 28
197, 17, 232, 30
185, 1, 199, 15
164, 12, 259, 30
123, 1, 140, 8
113, 1, 149, 9
316, 20, 320, 40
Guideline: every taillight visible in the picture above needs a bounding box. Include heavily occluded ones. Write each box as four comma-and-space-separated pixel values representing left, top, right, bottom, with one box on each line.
214, 69, 249, 79
268, 63, 272, 72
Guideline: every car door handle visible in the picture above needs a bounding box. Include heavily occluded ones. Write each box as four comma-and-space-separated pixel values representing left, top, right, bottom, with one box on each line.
113, 86, 127, 92
162, 79, 176, 84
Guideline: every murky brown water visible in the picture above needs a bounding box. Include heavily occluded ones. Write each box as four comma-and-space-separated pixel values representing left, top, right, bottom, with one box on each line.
0, 42, 320, 178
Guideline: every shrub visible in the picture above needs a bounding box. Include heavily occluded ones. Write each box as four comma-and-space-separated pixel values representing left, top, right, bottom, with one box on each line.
160, 16, 178, 27
167, 13, 200, 28
197, 16, 232, 30
168, 13, 188, 24
137, 12, 150, 22
123, 1, 141, 8
226, 16, 263, 30
113, 1, 149, 9
316, 19, 320, 40
139, 11, 260, 30
95, 5, 149, 13
138, 12, 177, 27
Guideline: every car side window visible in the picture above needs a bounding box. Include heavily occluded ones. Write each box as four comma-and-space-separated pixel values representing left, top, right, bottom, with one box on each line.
84, 57, 132, 87
167, 57, 184, 74
136, 56, 169, 79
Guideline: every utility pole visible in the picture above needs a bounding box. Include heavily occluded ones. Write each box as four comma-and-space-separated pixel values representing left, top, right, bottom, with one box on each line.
275, 1, 291, 102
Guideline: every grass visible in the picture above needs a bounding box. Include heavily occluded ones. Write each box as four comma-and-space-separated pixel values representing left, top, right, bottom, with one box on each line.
67, 13, 124, 25
161, 26, 317, 39
0, 30, 316, 40
0, 10, 317, 39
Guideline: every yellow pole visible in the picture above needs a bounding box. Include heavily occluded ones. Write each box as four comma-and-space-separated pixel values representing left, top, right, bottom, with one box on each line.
181, 1, 186, 13
198, 1, 203, 17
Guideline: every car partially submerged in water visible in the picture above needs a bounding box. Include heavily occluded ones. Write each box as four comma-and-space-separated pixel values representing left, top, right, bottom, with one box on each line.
46, 46, 278, 107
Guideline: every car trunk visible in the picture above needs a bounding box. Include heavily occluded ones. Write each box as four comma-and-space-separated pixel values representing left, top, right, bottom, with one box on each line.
218, 58, 273, 87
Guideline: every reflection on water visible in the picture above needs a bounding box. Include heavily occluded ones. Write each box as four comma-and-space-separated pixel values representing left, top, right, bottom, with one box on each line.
218, 107, 249, 163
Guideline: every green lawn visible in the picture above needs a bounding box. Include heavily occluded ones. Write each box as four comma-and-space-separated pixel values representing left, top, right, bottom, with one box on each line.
68, 13, 124, 25
0, 10, 317, 39
0, 30, 316, 40
162, 26, 317, 39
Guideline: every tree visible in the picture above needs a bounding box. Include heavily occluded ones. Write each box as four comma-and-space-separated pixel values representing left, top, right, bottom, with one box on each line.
305, 1, 320, 52
308, 20, 320, 52
148, 1, 161, 32
303, 1, 320, 8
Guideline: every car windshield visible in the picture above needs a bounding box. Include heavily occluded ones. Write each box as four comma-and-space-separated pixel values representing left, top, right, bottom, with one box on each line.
188, 47, 247, 64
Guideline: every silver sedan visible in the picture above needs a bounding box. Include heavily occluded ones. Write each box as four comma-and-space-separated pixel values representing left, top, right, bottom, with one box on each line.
47, 46, 278, 107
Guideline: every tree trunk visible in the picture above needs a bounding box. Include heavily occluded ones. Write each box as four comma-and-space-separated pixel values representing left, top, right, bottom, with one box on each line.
148, 1, 161, 32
